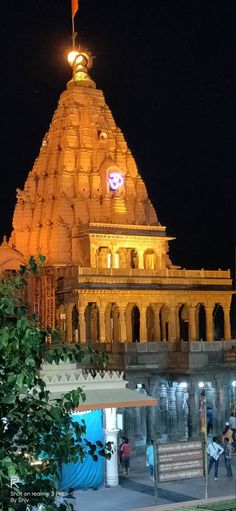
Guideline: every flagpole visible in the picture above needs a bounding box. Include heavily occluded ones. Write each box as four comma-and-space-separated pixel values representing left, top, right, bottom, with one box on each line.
71, 15, 76, 51
71, 1, 78, 51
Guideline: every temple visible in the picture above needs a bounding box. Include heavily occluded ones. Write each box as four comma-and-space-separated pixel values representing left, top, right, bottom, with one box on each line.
1, 47, 235, 445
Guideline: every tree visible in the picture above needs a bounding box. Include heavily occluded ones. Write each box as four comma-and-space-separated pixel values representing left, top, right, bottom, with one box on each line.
0, 259, 111, 511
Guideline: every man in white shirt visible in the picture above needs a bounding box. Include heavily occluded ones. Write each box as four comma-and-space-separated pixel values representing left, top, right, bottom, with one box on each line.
207, 436, 224, 480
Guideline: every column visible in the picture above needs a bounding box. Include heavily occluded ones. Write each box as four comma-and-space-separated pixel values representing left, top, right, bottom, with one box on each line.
104, 408, 119, 487
139, 250, 144, 269
119, 306, 127, 342
189, 306, 197, 341
99, 305, 106, 343
205, 307, 214, 341
167, 384, 178, 438
224, 306, 231, 340
188, 380, 198, 439
140, 306, 147, 342
169, 306, 177, 341
79, 305, 86, 343
153, 305, 161, 341
213, 380, 224, 434
66, 304, 73, 343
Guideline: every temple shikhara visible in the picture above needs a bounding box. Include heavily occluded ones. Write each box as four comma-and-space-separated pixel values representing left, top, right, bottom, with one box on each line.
0, 44, 235, 445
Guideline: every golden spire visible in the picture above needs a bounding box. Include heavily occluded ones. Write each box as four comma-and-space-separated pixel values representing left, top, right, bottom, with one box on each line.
67, 49, 96, 88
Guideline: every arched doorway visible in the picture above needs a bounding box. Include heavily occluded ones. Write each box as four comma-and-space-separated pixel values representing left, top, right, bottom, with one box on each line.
146, 305, 155, 341
130, 249, 138, 269
85, 303, 100, 343
160, 305, 170, 341
179, 305, 189, 342
144, 249, 156, 270
196, 304, 206, 341
131, 306, 140, 342
213, 304, 224, 340
72, 305, 79, 342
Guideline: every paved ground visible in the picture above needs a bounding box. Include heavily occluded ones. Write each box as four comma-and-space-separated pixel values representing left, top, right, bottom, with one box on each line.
57, 448, 236, 511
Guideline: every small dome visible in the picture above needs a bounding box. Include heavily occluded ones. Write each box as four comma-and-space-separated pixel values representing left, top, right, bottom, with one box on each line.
0, 236, 26, 274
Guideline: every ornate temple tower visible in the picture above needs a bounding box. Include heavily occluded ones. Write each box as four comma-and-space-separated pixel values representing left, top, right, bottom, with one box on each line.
8, 43, 236, 445
11, 50, 162, 268
10, 48, 233, 347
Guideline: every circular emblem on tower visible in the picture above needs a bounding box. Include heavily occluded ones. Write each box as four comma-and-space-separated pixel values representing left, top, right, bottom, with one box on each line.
108, 171, 124, 191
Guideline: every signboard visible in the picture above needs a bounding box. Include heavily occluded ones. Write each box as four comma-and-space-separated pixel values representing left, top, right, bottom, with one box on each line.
157, 440, 204, 482
224, 351, 236, 364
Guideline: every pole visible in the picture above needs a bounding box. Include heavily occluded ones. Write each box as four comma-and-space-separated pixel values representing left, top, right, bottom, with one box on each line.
153, 436, 158, 505
200, 389, 208, 499
71, 1, 78, 51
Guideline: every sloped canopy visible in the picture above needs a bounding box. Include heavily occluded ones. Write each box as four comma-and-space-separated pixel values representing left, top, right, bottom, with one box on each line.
51, 388, 157, 411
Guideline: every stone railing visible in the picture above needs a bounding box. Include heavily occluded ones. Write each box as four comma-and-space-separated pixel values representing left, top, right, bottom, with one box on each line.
124, 341, 179, 353
78, 266, 230, 280
76, 340, 236, 354
185, 340, 236, 352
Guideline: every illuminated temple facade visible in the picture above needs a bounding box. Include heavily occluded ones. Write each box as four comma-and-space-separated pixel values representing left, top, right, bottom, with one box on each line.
4, 49, 236, 442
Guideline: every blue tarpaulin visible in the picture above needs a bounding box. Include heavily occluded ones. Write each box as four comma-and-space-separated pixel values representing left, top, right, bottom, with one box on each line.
59, 410, 104, 490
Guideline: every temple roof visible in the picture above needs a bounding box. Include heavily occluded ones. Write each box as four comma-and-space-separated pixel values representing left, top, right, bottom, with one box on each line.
0, 236, 26, 274
11, 49, 159, 265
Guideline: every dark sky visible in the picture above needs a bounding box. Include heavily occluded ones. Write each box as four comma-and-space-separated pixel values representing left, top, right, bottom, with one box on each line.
0, 0, 236, 273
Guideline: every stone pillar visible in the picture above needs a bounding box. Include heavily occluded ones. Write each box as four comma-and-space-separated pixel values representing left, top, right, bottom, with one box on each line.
79, 305, 86, 343
167, 384, 178, 438
119, 306, 127, 342
104, 408, 119, 487
140, 306, 147, 342
189, 306, 197, 341
205, 307, 214, 342
213, 380, 224, 434
169, 306, 177, 341
188, 380, 198, 439
139, 250, 144, 269
153, 305, 161, 341
159, 383, 168, 437
224, 306, 231, 340
99, 306, 106, 343
66, 304, 73, 343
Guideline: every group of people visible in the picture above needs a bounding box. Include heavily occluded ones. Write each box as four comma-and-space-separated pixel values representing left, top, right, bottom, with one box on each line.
207, 418, 235, 480
118, 413, 235, 481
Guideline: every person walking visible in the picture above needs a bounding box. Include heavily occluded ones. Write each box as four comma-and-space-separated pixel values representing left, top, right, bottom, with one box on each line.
207, 407, 213, 435
224, 438, 233, 477
222, 423, 233, 444
229, 413, 236, 442
146, 440, 154, 481
121, 438, 131, 475
207, 436, 224, 480
118, 436, 126, 468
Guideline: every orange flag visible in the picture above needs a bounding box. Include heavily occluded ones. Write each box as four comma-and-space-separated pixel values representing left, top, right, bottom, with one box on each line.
71, 0, 79, 18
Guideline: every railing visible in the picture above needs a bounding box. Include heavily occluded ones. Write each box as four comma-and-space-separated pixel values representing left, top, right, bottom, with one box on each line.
78, 266, 231, 280
80, 340, 236, 354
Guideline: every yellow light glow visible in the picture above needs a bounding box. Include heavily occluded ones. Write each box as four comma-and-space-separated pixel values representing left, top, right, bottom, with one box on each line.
68, 51, 79, 65
76, 54, 84, 64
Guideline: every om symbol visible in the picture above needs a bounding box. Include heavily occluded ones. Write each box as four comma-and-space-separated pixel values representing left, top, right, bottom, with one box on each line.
108, 172, 124, 191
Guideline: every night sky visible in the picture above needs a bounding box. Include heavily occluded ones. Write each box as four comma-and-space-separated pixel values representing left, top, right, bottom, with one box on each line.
1, 1, 236, 275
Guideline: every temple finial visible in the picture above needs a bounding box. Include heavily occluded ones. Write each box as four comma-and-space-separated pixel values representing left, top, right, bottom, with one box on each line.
67, 49, 96, 88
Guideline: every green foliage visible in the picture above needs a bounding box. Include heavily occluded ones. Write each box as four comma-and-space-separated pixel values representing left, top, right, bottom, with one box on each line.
0, 260, 112, 510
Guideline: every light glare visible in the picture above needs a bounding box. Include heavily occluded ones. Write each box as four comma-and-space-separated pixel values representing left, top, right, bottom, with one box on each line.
68, 51, 79, 65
